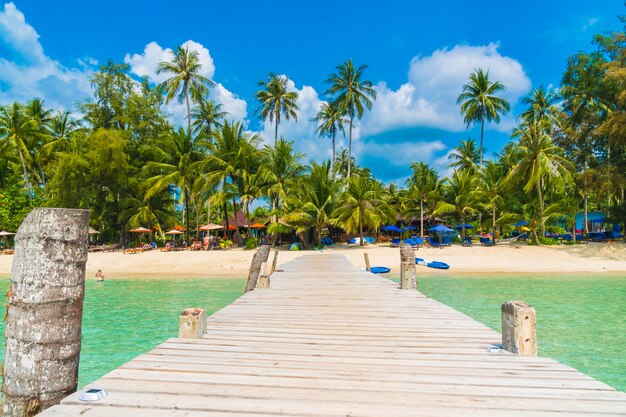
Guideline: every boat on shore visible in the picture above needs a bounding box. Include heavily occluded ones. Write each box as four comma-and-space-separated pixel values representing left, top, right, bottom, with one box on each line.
415, 257, 450, 270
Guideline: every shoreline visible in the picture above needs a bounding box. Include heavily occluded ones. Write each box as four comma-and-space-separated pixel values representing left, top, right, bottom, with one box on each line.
1, 242, 625, 280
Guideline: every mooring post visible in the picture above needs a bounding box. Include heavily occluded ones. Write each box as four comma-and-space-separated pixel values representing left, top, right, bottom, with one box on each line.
2, 208, 89, 417
501, 300, 537, 356
179, 308, 207, 338
399, 243, 417, 290
364, 253, 371, 272
245, 245, 271, 292
256, 261, 270, 289
270, 249, 279, 274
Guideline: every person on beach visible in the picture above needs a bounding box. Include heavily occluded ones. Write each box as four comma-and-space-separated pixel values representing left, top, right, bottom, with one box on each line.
95, 269, 105, 282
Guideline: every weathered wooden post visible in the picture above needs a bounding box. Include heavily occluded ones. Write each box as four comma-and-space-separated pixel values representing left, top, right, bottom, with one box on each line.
399, 243, 417, 290
364, 253, 371, 272
245, 244, 271, 292
501, 300, 537, 356
270, 249, 279, 274
2, 208, 89, 417
179, 308, 207, 338
256, 262, 270, 289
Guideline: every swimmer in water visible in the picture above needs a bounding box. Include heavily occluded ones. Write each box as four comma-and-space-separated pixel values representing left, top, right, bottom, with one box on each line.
95, 269, 105, 282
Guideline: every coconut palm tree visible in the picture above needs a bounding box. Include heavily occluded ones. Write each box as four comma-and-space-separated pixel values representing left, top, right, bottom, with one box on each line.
406, 162, 440, 237
433, 169, 482, 239
506, 121, 574, 239
313, 102, 345, 170
191, 98, 228, 140
325, 59, 376, 178
518, 86, 561, 127
480, 161, 507, 244
457, 68, 510, 166
332, 175, 394, 246
44, 111, 80, 155
0, 103, 39, 199
255, 73, 299, 146
143, 128, 199, 241
448, 138, 481, 174
157, 45, 214, 134
283, 160, 342, 245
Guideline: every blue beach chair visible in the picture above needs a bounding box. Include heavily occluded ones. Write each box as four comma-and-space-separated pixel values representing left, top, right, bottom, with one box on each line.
480, 236, 495, 246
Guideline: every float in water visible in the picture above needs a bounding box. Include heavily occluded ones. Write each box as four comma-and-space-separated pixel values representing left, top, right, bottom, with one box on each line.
415, 257, 450, 270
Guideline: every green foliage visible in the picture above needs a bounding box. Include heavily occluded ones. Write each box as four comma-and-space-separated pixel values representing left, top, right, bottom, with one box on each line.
538, 236, 560, 245
220, 239, 233, 249
244, 237, 259, 250
0, 185, 44, 232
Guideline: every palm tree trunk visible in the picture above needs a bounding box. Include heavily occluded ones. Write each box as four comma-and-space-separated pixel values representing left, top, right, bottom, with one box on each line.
359, 208, 364, 246
331, 130, 336, 172
479, 108, 485, 167
185, 89, 192, 136
492, 206, 497, 245
348, 115, 353, 179
584, 191, 588, 233
420, 198, 424, 238
536, 181, 545, 239
184, 187, 190, 244
195, 201, 200, 241
461, 214, 466, 239
274, 107, 279, 148
18, 149, 32, 200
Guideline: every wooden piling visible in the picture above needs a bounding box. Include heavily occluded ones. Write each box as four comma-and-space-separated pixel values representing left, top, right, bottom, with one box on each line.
270, 249, 279, 274
179, 308, 207, 338
364, 253, 371, 272
399, 243, 417, 290
501, 300, 537, 356
2, 208, 89, 417
245, 245, 271, 292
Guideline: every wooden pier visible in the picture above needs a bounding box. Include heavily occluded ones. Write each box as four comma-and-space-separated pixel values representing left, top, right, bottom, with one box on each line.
40, 254, 626, 416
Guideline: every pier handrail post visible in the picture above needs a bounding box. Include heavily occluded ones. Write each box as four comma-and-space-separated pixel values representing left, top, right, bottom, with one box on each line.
179, 308, 207, 338
2, 208, 89, 417
501, 301, 537, 356
256, 261, 271, 289
399, 243, 417, 290
364, 253, 371, 272
270, 249, 279, 274
245, 244, 271, 292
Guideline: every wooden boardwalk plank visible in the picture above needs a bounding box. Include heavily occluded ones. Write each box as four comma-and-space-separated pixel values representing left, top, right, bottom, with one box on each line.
39, 253, 626, 416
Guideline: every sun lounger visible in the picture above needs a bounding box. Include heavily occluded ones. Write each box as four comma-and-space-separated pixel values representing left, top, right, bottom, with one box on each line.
390, 238, 400, 248
123, 248, 140, 254
188, 241, 203, 251
462, 237, 473, 247
426, 237, 443, 248
442, 236, 452, 246
480, 236, 495, 246
516, 233, 528, 242
587, 232, 606, 242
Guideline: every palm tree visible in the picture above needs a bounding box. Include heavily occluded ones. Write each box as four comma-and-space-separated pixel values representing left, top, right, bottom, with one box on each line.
143, 128, 199, 241
433, 169, 482, 239
506, 121, 574, 239
518, 86, 561, 127
448, 138, 481, 174
332, 176, 394, 246
45, 111, 80, 154
480, 161, 507, 244
191, 98, 228, 140
0, 103, 39, 198
457, 68, 510, 166
157, 45, 214, 134
406, 162, 440, 237
283, 160, 342, 245
313, 102, 345, 170
325, 59, 376, 178
255, 73, 299, 146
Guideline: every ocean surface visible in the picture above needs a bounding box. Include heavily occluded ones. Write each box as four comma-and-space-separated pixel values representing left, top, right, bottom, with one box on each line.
0, 274, 623, 393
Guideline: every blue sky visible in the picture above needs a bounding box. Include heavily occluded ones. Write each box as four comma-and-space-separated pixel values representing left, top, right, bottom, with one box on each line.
0, 1, 623, 182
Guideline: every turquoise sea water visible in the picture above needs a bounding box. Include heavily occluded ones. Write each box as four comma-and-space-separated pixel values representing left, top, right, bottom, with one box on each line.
0, 274, 623, 393
416, 274, 626, 392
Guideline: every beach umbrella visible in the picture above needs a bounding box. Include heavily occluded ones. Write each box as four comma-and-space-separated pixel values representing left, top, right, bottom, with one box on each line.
129, 227, 152, 233
511, 220, 527, 227
403, 225, 417, 231
165, 229, 183, 235
249, 223, 266, 229
428, 225, 453, 232
199, 223, 223, 231
382, 225, 403, 233
454, 224, 474, 230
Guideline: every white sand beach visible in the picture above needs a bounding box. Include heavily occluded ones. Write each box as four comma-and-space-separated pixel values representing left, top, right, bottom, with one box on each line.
1, 242, 625, 279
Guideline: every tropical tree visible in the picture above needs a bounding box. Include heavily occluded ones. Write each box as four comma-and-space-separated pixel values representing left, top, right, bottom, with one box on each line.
457, 68, 510, 166
518, 86, 561, 127
283, 160, 342, 245
0, 103, 39, 198
433, 169, 482, 239
157, 46, 213, 134
480, 161, 507, 244
448, 138, 481, 174
406, 162, 440, 237
506, 121, 574, 239
325, 59, 376, 178
44, 111, 80, 155
255, 73, 299, 146
313, 102, 345, 170
143, 128, 199, 241
191, 98, 228, 140
332, 175, 394, 246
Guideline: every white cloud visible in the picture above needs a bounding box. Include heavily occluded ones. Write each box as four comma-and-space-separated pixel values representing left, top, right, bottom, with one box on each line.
360, 43, 531, 135
0, 2, 92, 109
355, 140, 447, 167
125, 40, 244, 126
